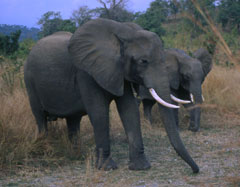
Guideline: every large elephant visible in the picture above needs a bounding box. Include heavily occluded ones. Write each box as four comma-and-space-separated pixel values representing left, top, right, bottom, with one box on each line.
139, 48, 212, 131
24, 18, 199, 172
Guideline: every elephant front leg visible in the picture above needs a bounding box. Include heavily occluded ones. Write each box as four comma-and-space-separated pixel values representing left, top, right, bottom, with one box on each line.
115, 82, 151, 170
79, 81, 118, 170
86, 104, 118, 170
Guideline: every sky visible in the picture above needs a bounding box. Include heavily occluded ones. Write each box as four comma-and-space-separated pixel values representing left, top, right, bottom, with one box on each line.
0, 0, 153, 28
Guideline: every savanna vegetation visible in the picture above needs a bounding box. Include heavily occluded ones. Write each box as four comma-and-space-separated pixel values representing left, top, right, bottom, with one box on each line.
0, 0, 240, 186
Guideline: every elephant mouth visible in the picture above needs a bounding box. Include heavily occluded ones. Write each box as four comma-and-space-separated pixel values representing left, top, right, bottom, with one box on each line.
149, 88, 191, 108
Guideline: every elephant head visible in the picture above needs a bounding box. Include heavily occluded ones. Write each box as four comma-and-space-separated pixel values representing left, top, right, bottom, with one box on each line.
166, 48, 213, 131
68, 19, 199, 173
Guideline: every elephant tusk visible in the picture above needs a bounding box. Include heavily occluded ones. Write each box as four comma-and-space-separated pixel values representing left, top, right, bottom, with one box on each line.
190, 93, 205, 103
202, 95, 205, 102
170, 94, 191, 104
190, 93, 194, 103
149, 88, 180, 109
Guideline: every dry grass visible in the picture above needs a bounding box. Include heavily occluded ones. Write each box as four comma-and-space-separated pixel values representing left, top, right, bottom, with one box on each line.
0, 89, 35, 167
203, 65, 240, 115
0, 85, 95, 173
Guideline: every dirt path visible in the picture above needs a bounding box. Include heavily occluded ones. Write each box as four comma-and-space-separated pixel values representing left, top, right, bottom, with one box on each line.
0, 110, 240, 186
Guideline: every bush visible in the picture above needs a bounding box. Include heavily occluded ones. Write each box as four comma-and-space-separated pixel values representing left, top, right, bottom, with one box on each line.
16, 39, 35, 58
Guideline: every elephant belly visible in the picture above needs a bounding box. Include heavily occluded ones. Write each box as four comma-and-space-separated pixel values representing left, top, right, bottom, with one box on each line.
37, 79, 86, 117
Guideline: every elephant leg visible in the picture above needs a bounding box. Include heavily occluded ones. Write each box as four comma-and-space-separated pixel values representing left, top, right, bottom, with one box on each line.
142, 99, 155, 125
66, 116, 81, 143
88, 104, 117, 170
34, 109, 47, 135
27, 89, 48, 135
115, 82, 151, 170
78, 72, 117, 171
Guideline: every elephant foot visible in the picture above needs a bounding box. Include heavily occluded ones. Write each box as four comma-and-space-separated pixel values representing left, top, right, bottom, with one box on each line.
96, 157, 118, 171
129, 155, 151, 170
188, 125, 199, 132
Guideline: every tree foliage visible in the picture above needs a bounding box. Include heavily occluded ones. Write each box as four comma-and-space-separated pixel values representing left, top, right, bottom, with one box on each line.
38, 11, 76, 38
135, 0, 170, 36
0, 30, 21, 55
0, 24, 39, 41
71, 6, 94, 27
94, 0, 135, 22
217, 0, 240, 33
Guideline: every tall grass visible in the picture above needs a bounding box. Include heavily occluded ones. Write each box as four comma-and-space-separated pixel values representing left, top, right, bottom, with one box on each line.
0, 69, 94, 171
203, 65, 240, 114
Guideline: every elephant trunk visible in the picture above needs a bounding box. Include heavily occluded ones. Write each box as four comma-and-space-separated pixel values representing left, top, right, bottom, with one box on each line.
189, 85, 203, 131
158, 104, 199, 173
150, 85, 199, 173
143, 67, 199, 172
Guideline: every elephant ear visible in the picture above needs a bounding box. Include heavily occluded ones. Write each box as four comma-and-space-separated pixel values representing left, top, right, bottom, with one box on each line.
193, 48, 213, 77
165, 49, 181, 90
68, 19, 134, 96
166, 49, 192, 90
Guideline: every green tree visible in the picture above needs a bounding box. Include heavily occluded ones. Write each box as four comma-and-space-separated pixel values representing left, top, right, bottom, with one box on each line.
60, 19, 77, 33
38, 11, 76, 38
135, 0, 169, 36
0, 30, 21, 55
94, 0, 135, 22
71, 6, 93, 27
0, 24, 39, 41
184, 0, 216, 22
218, 0, 240, 34
169, 0, 179, 19
16, 38, 35, 58
174, 0, 217, 37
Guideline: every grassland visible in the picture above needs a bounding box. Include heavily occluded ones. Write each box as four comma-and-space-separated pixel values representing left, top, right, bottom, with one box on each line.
0, 18, 240, 186
0, 52, 240, 186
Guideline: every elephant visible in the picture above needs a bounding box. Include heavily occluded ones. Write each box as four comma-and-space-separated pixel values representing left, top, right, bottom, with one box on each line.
24, 18, 199, 173
138, 48, 213, 132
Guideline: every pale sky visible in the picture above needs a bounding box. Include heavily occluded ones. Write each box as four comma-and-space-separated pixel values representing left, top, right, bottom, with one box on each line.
0, 0, 153, 28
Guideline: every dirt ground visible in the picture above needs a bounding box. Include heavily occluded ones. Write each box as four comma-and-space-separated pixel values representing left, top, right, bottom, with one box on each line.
0, 106, 240, 187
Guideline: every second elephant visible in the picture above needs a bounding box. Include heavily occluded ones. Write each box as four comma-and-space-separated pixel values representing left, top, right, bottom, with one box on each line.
138, 48, 213, 132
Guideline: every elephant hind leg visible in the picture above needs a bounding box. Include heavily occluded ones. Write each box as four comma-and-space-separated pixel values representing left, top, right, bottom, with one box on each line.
28, 94, 48, 135
25, 77, 48, 135
66, 116, 81, 143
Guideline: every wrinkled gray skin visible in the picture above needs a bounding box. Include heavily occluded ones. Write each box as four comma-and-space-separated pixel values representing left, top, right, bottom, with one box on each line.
24, 19, 199, 173
139, 48, 212, 132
